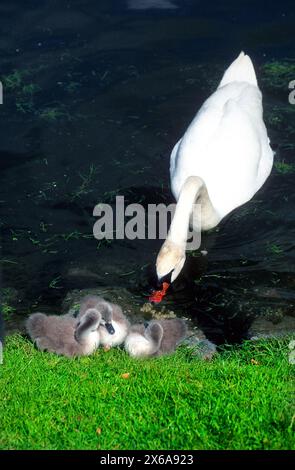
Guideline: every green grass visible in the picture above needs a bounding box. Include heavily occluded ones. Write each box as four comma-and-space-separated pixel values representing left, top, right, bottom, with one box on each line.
0, 335, 294, 450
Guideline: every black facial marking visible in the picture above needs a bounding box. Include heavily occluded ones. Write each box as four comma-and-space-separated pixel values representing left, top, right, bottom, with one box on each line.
157, 270, 173, 288
105, 322, 115, 335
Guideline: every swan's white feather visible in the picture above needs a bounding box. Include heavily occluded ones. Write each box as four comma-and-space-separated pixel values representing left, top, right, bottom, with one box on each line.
170, 53, 273, 220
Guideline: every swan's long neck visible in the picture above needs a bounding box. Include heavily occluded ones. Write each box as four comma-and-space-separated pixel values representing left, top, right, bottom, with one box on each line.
168, 176, 220, 248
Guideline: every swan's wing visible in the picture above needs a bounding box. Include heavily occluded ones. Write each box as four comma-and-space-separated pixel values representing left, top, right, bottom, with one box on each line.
171, 83, 272, 218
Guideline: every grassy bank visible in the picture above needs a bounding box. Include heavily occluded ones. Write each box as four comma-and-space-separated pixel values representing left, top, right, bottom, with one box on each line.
0, 334, 294, 450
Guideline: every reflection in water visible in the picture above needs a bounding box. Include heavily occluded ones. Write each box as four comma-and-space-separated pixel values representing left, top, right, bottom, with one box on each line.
127, 0, 178, 10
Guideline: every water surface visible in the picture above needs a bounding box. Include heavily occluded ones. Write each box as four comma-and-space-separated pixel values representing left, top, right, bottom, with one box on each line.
0, 0, 294, 343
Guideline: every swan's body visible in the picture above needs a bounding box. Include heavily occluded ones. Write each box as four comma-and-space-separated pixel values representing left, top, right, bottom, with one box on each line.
157, 52, 274, 282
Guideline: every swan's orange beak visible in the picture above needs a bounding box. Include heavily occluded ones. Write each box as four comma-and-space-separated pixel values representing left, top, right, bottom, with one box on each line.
149, 282, 170, 304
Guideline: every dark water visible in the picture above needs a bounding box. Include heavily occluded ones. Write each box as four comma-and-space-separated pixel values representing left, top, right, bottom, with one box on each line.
0, 0, 294, 344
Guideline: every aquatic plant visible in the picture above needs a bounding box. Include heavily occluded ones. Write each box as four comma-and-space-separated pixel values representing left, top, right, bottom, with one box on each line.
2, 304, 16, 321
0, 287, 18, 320
48, 276, 63, 290
70, 164, 99, 201
267, 243, 284, 255
261, 60, 295, 91
96, 238, 113, 250
6, 226, 95, 256
39, 222, 52, 233
64, 81, 81, 93
61, 231, 93, 241
0, 259, 18, 265
2, 70, 26, 90
2, 69, 41, 113
274, 160, 295, 174
38, 107, 70, 121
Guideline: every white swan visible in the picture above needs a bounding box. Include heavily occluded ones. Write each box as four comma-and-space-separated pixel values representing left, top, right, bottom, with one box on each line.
156, 52, 274, 283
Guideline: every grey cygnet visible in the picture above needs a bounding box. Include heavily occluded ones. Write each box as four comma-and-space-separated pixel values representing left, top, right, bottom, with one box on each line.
78, 295, 130, 348
26, 308, 102, 357
124, 318, 187, 358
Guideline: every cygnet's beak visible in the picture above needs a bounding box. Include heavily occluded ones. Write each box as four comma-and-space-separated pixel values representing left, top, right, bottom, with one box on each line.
105, 322, 115, 335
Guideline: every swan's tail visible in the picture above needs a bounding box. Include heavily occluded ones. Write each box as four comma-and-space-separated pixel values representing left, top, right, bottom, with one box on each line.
218, 51, 257, 88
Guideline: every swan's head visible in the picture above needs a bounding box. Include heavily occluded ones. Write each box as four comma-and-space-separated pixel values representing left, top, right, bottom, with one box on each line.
156, 240, 186, 284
